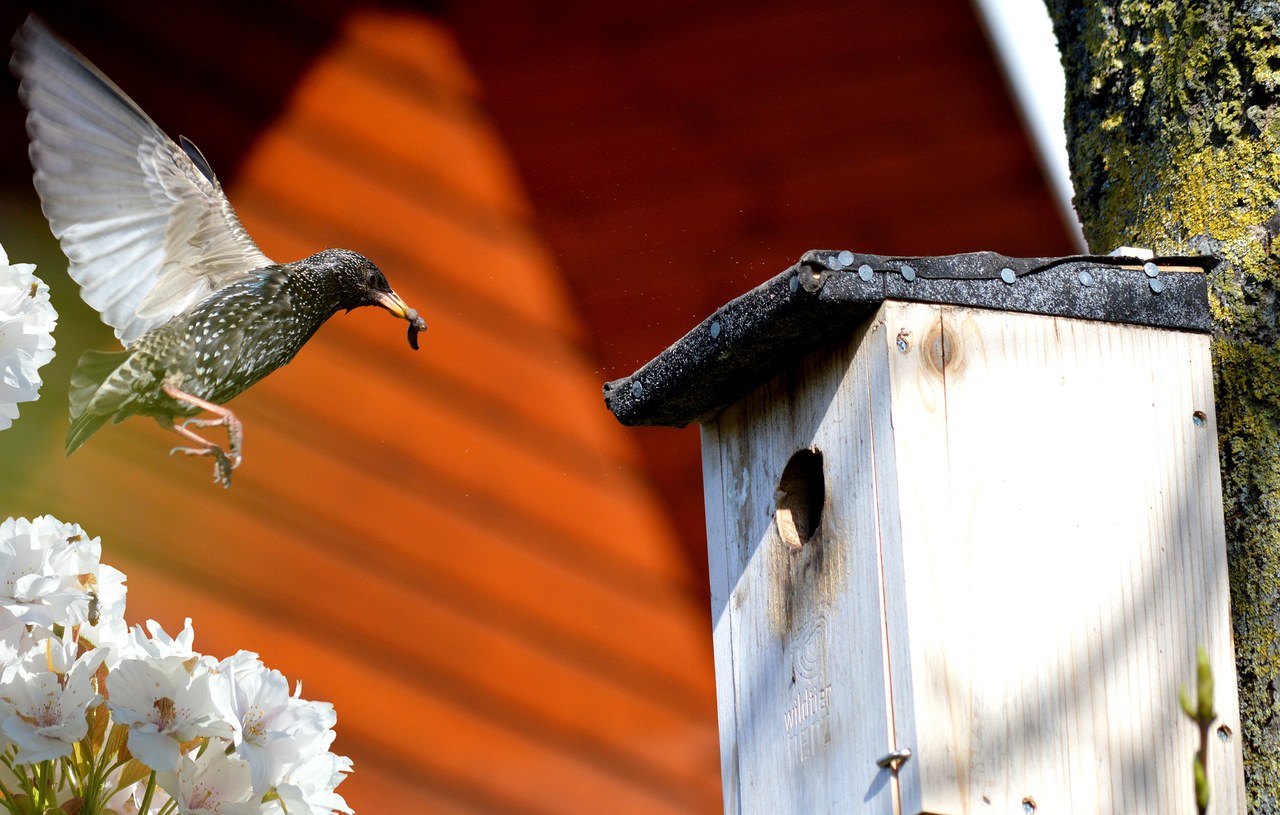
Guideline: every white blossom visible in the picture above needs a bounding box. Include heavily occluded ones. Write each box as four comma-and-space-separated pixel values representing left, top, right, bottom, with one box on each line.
0, 639, 105, 763
127, 617, 200, 661
216, 652, 350, 811
79, 613, 131, 666
218, 651, 300, 794
106, 655, 233, 772
275, 748, 353, 815
271, 693, 351, 815
59, 527, 127, 627
0, 521, 353, 812
161, 750, 264, 815
0, 516, 115, 629
0, 616, 35, 679
0, 243, 56, 430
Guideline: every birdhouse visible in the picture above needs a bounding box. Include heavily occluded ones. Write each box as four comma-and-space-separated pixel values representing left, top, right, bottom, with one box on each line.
604, 250, 1246, 814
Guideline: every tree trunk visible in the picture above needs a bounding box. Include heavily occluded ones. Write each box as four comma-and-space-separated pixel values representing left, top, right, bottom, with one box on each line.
1046, 1, 1280, 809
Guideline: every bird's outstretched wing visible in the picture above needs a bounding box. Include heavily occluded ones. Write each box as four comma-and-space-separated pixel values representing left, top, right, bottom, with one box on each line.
10, 15, 274, 346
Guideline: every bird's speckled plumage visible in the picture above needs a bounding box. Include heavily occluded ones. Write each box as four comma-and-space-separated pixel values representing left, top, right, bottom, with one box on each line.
12, 17, 426, 486
65, 250, 407, 450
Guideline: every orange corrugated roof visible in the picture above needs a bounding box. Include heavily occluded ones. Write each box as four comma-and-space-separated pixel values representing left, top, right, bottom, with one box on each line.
1, 6, 720, 813
444, 0, 1077, 583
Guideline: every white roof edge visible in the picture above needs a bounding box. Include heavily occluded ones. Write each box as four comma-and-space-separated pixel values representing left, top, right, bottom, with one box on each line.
972, 0, 1088, 251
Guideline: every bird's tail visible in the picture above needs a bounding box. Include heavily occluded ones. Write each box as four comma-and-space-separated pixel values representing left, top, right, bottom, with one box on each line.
66, 349, 127, 455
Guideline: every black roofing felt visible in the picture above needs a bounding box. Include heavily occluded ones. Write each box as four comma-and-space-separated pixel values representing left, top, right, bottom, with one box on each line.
603, 250, 1218, 428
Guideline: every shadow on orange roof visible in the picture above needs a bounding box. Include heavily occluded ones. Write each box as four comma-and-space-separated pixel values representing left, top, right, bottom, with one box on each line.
1, 6, 720, 813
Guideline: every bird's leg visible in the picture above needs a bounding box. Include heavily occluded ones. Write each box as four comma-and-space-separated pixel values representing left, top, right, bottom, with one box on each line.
162, 383, 243, 463
161, 383, 243, 487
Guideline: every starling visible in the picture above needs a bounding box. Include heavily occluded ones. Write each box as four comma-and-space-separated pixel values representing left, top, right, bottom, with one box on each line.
10, 16, 427, 487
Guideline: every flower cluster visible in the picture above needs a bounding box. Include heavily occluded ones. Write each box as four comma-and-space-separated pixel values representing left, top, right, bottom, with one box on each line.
0, 247, 56, 431
0, 516, 352, 814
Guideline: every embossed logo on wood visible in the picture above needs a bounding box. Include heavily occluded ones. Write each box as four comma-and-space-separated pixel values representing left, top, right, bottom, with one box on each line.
785, 611, 833, 765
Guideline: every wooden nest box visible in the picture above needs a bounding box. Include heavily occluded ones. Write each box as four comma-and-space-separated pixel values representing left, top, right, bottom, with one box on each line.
604, 250, 1245, 814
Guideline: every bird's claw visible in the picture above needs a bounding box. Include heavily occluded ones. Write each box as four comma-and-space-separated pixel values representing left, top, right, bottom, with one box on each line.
168, 445, 239, 488
210, 450, 234, 489
168, 402, 243, 487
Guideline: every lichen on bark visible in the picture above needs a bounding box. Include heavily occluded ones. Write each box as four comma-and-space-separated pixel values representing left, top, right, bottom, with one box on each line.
1047, 0, 1280, 808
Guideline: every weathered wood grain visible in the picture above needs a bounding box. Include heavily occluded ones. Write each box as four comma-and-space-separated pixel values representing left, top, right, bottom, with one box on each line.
704, 319, 896, 814
703, 301, 1244, 813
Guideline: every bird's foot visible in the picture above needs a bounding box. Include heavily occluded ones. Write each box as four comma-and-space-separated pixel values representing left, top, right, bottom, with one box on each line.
169, 443, 241, 468
169, 445, 236, 488
211, 449, 235, 488
163, 384, 244, 487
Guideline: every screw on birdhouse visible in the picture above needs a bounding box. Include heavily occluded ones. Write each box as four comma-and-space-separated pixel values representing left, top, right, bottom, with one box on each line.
1078, 270, 1095, 287
1022, 796, 1037, 814
710, 320, 722, 339
631, 380, 644, 397
896, 329, 911, 352
1150, 277, 1166, 294
900, 264, 917, 282
1193, 410, 1207, 427
858, 264, 874, 282
837, 250, 854, 268
1218, 723, 1233, 742
1143, 261, 1160, 278
874, 747, 911, 771
1000, 267, 1016, 284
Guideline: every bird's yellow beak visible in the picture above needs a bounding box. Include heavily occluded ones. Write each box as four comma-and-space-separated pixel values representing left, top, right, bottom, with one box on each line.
373, 290, 413, 319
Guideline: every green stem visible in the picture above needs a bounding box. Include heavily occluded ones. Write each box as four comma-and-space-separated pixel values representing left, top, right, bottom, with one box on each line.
0, 773, 21, 815
13, 760, 35, 809
1197, 719, 1212, 815
77, 758, 96, 815
83, 741, 113, 815
137, 771, 157, 815
35, 761, 52, 809
0, 754, 29, 814
60, 756, 79, 796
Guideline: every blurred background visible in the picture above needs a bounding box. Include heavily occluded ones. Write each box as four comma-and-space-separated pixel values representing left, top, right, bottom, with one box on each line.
0, 1, 1075, 812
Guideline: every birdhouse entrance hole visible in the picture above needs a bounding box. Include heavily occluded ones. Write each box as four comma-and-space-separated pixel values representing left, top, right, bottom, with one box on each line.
775, 448, 825, 549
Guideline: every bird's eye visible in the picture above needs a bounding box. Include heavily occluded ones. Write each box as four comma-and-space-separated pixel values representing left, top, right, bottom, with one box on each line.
366, 272, 379, 288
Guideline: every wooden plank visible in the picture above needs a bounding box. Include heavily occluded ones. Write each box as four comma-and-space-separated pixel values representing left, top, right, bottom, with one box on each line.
701, 420, 742, 814
702, 321, 895, 814
877, 302, 1244, 812
868, 302, 948, 815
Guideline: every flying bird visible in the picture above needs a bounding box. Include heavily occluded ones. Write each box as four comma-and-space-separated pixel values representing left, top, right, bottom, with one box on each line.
10, 15, 427, 487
